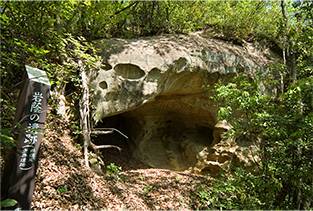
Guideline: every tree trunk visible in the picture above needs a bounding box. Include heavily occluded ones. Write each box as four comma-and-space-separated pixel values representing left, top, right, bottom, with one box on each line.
79, 63, 91, 168
281, 0, 297, 88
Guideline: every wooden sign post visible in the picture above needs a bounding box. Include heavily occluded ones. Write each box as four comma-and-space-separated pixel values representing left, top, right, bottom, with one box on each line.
1, 65, 50, 209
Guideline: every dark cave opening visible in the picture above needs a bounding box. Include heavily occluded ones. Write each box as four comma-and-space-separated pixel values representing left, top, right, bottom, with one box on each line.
91, 114, 143, 170
92, 106, 215, 171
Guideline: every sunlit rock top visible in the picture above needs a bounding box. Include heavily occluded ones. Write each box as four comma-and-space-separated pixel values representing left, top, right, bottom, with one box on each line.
91, 32, 272, 122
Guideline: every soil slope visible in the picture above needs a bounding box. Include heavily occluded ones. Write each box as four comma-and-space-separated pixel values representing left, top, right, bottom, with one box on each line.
32, 114, 211, 209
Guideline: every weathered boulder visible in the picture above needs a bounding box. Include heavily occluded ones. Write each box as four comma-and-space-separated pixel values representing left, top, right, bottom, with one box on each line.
193, 138, 260, 175
89, 32, 271, 172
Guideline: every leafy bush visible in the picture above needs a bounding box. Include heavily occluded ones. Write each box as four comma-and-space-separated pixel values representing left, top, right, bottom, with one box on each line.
210, 73, 313, 209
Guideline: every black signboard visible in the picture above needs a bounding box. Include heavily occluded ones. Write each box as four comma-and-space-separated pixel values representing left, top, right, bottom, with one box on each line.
1, 65, 50, 209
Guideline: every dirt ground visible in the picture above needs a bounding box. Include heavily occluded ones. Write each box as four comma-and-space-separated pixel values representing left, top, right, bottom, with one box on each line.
32, 115, 211, 209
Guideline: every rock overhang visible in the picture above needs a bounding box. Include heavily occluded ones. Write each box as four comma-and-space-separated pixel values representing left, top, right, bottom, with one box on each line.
89, 32, 272, 171
91, 32, 271, 121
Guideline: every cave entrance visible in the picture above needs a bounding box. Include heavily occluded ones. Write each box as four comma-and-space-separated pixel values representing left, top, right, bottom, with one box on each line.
92, 114, 144, 170
93, 98, 216, 171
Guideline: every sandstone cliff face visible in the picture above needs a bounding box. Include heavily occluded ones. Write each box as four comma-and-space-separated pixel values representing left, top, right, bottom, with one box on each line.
89, 32, 271, 172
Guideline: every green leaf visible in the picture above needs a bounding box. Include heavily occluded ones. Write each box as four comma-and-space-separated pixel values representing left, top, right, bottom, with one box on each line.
0, 128, 15, 147
1, 199, 18, 208
57, 185, 68, 193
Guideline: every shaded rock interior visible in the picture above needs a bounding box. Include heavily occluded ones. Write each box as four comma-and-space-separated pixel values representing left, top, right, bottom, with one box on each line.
94, 97, 215, 171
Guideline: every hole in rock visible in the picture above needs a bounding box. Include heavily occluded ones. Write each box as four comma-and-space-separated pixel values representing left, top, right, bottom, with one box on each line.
93, 100, 215, 171
146, 68, 161, 82
99, 81, 108, 89
172, 57, 188, 70
114, 63, 146, 79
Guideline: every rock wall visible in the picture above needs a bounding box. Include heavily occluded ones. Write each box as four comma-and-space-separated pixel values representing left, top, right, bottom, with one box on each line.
89, 32, 271, 172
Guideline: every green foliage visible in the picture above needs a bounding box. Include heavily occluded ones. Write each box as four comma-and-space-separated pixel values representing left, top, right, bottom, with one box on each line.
70, 120, 82, 140
0, 128, 15, 149
142, 184, 156, 196
0, 128, 15, 160
57, 185, 68, 194
288, 1, 313, 79
211, 73, 313, 209
206, 169, 275, 209
202, 166, 298, 210
193, 184, 210, 209
0, 1, 312, 209
205, 1, 281, 41
0, 0, 301, 136
106, 163, 122, 177
1, 198, 18, 208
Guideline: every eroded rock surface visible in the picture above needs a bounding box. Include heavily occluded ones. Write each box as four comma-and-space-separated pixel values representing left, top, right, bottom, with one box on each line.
193, 139, 260, 175
89, 32, 270, 172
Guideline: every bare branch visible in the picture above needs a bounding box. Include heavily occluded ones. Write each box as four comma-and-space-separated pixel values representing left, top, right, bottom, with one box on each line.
110, 1, 138, 19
